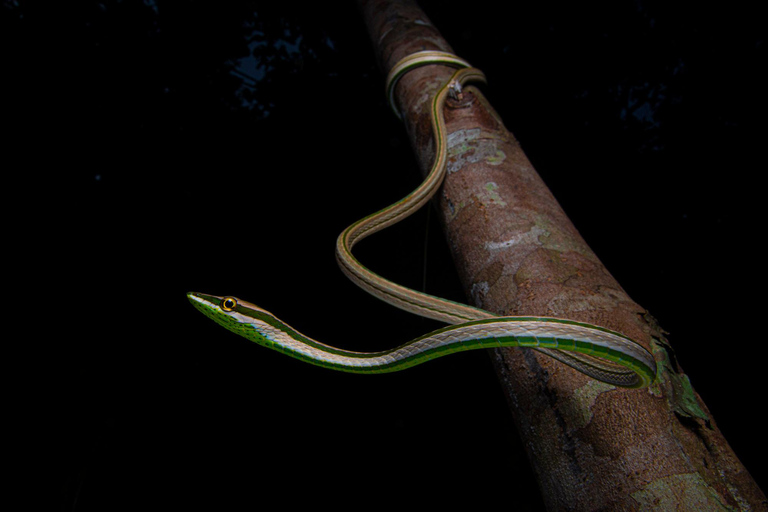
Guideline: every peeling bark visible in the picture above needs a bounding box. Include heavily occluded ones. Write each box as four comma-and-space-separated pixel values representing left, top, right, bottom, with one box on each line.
357, 0, 767, 510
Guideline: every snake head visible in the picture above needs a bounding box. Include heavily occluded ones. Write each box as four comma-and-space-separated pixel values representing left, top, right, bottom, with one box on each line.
187, 292, 304, 352
187, 292, 265, 339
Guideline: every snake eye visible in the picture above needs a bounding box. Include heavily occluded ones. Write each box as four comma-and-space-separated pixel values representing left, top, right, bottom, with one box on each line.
221, 297, 237, 312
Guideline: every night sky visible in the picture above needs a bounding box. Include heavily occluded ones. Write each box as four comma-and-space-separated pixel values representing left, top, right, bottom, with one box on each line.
5, 1, 765, 509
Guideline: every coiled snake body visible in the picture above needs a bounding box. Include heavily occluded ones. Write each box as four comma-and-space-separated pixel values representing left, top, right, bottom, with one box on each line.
189, 52, 656, 388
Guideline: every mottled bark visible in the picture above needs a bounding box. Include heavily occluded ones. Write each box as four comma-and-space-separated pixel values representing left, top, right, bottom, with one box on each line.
357, 0, 767, 510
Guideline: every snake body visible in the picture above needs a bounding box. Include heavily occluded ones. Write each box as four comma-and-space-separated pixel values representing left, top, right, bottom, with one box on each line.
188, 52, 656, 388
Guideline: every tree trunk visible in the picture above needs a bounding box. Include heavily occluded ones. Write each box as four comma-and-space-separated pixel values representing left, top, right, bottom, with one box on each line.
357, 0, 767, 510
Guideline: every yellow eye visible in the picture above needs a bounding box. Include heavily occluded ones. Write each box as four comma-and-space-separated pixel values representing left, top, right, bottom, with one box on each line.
221, 297, 237, 312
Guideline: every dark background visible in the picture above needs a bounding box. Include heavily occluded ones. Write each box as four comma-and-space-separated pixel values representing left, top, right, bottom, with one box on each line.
5, 1, 765, 509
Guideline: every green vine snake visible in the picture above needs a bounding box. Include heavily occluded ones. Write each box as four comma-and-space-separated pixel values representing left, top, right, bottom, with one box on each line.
188, 51, 656, 388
